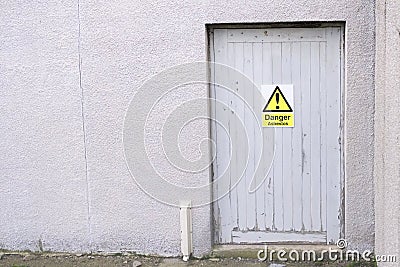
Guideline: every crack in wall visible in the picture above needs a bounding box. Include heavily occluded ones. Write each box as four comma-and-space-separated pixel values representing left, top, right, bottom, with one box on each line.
77, 0, 92, 250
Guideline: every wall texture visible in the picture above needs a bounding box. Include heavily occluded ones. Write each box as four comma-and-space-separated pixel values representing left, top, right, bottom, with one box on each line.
0, 0, 375, 256
375, 0, 400, 266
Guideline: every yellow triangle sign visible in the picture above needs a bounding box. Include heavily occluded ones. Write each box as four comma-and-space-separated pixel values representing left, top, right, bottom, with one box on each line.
263, 86, 293, 112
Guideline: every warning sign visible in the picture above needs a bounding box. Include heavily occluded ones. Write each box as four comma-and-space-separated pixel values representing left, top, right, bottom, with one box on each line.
262, 85, 294, 127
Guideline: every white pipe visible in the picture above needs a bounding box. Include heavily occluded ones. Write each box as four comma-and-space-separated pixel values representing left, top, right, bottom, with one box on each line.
180, 200, 193, 261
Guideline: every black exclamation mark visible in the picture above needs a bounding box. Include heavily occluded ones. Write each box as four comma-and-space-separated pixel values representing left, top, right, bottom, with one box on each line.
276, 93, 280, 110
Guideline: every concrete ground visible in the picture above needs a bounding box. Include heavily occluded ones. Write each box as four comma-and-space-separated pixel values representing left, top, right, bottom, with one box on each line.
0, 251, 376, 267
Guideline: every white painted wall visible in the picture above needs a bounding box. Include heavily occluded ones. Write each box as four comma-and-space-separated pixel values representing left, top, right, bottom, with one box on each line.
375, 0, 400, 266
0, 0, 375, 256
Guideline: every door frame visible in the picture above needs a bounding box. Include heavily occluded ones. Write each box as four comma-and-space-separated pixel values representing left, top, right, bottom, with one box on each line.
206, 22, 345, 245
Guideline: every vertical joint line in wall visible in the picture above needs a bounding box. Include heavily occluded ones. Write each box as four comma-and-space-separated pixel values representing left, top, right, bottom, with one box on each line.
78, 0, 92, 248
381, 0, 387, 247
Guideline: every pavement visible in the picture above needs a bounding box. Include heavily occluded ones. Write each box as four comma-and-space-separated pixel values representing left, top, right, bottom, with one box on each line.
0, 252, 376, 267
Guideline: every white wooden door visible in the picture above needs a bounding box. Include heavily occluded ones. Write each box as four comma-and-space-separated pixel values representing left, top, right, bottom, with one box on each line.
211, 27, 343, 244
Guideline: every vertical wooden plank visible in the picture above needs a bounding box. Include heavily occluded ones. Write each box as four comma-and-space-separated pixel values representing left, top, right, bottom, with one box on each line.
310, 42, 321, 231
300, 41, 312, 231
271, 42, 283, 231
229, 42, 240, 234
227, 42, 239, 232
262, 42, 274, 230
326, 27, 342, 243
234, 42, 248, 231
243, 42, 256, 230
281, 42, 293, 231
319, 41, 327, 232
253, 42, 266, 231
290, 41, 303, 231
213, 29, 232, 242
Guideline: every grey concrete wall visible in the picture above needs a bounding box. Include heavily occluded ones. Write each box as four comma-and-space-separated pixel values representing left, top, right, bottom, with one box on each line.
374, 0, 400, 266
0, 0, 375, 256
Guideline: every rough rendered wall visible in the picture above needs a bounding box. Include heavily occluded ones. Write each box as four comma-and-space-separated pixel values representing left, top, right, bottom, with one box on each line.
0, 0, 375, 256
0, 2, 90, 251
375, 0, 400, 266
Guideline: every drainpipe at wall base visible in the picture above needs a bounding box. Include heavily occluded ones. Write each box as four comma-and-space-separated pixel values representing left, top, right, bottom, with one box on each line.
180, 200, 193, 261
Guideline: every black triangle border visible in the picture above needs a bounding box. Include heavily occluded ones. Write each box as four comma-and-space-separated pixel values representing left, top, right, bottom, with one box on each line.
263, 86, 293, 112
